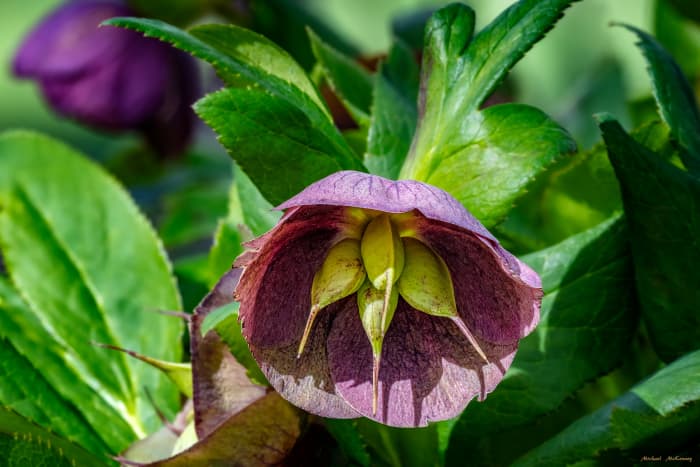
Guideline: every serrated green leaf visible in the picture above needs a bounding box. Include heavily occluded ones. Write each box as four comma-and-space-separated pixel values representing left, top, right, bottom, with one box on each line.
106, 18, 324, 117
0, 331, 107, 457
364, 41, 419, 179
513, 349, 700, 466
195, 87, 365, 205
309, 28, 374, 126
0, 407, 107, 467
0, 131, 183, 452
458, 0, 576, 112
105, 18, 360, 169
618, 24, 700, 172
400, 2, 577, 226
446, 215, 638, 465
419, 103, 577, 227
600, 116, 700, 362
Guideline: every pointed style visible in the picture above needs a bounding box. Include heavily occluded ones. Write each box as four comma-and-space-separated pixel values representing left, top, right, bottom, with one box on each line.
233, 171, 542, 427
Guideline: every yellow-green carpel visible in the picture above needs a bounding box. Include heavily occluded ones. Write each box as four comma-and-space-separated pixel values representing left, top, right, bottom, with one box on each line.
297, 238, 366, 358
298, 210, 487, 411
358, 280, 398, 415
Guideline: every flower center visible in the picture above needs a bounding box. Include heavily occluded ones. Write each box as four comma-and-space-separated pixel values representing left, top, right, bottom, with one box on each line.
297, 209, 488, 414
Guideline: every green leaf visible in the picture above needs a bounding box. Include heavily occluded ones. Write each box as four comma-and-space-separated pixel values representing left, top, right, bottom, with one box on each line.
400, 2, 577, 226
195, 270, 267, 387
309, 28, 374, 126
96, 345, 193, 398
654, 0, 700, 78
0, 407, 108, 467
419, 103, 577, 227
106, 18, 325, 118
599, 116, 700, 362
127, 0, 206, 26
195, 87, 365, 205
105, 18, 360, 169
323, 419, 371, 467
446, 215, 638, 465
667, 0, 700, 24
0, 131, 183, 452
208, 164, 279, 285
513, 349, 700, 465
0, 329, 107, 457
364, 41, 420, 179
354, 419, 439, 467
618, 24, 700, 172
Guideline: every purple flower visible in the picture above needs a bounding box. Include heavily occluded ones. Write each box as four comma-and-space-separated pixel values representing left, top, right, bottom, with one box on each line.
234, 171, 541, 427
13, 0, 199, 156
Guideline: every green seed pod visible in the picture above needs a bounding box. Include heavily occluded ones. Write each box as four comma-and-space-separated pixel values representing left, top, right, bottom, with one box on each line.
360, 214, 405, 291
357, 281, 399, 356
397, 237, 457, 318
298, 238, 366, 358
398, 237, 489, 363
357, 280, 399, 415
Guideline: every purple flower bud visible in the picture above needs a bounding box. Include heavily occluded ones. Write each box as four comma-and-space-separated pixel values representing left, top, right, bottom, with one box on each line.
13, 0, 199, 156
233, 171, 541, 427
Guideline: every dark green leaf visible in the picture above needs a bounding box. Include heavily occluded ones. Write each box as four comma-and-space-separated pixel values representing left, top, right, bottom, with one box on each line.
0, 407, 107, 467
195, 87, 365, 205
354, 419, 439, 467
323, 419, 371, 467
105, 18, 359, 167
654, 0, 700, 78
513, 349, 700, 465
127, 0, 206, 26
400, 2, 577, 226
667, 0, 700, 24
458, 0, 576, 112
446, 215, 638, 465
309, 29, 374, 126
618, 23, 700, 172
600, 116, 700, 361
364, 41, 419, 179
0, 131, 183, 452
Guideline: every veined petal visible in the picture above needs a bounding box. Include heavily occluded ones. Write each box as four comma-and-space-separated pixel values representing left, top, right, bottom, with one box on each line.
276, 171, 497, 243
419, 221, 541, 344
327, 299, 517, 427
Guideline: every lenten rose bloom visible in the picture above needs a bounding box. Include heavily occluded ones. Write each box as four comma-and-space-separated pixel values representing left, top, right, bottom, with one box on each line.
234, 171, 541, 427
13, 0, 199, 157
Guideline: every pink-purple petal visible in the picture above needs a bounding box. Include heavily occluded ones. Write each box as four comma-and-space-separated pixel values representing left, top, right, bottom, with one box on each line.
276, 171, 497, 243
420, 222, 541, 344
327, 299, 517, 427
236, 206, 360, 418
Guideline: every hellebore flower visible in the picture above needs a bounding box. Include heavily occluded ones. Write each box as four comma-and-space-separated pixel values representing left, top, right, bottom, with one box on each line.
13, 0, 199, 156
235, 171, 541, 427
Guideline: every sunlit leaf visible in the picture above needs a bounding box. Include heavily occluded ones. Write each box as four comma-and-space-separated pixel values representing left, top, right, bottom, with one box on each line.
0, 131, 183, 452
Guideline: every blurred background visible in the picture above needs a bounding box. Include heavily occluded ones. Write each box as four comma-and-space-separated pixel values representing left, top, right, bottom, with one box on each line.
1, 0, 696, 312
